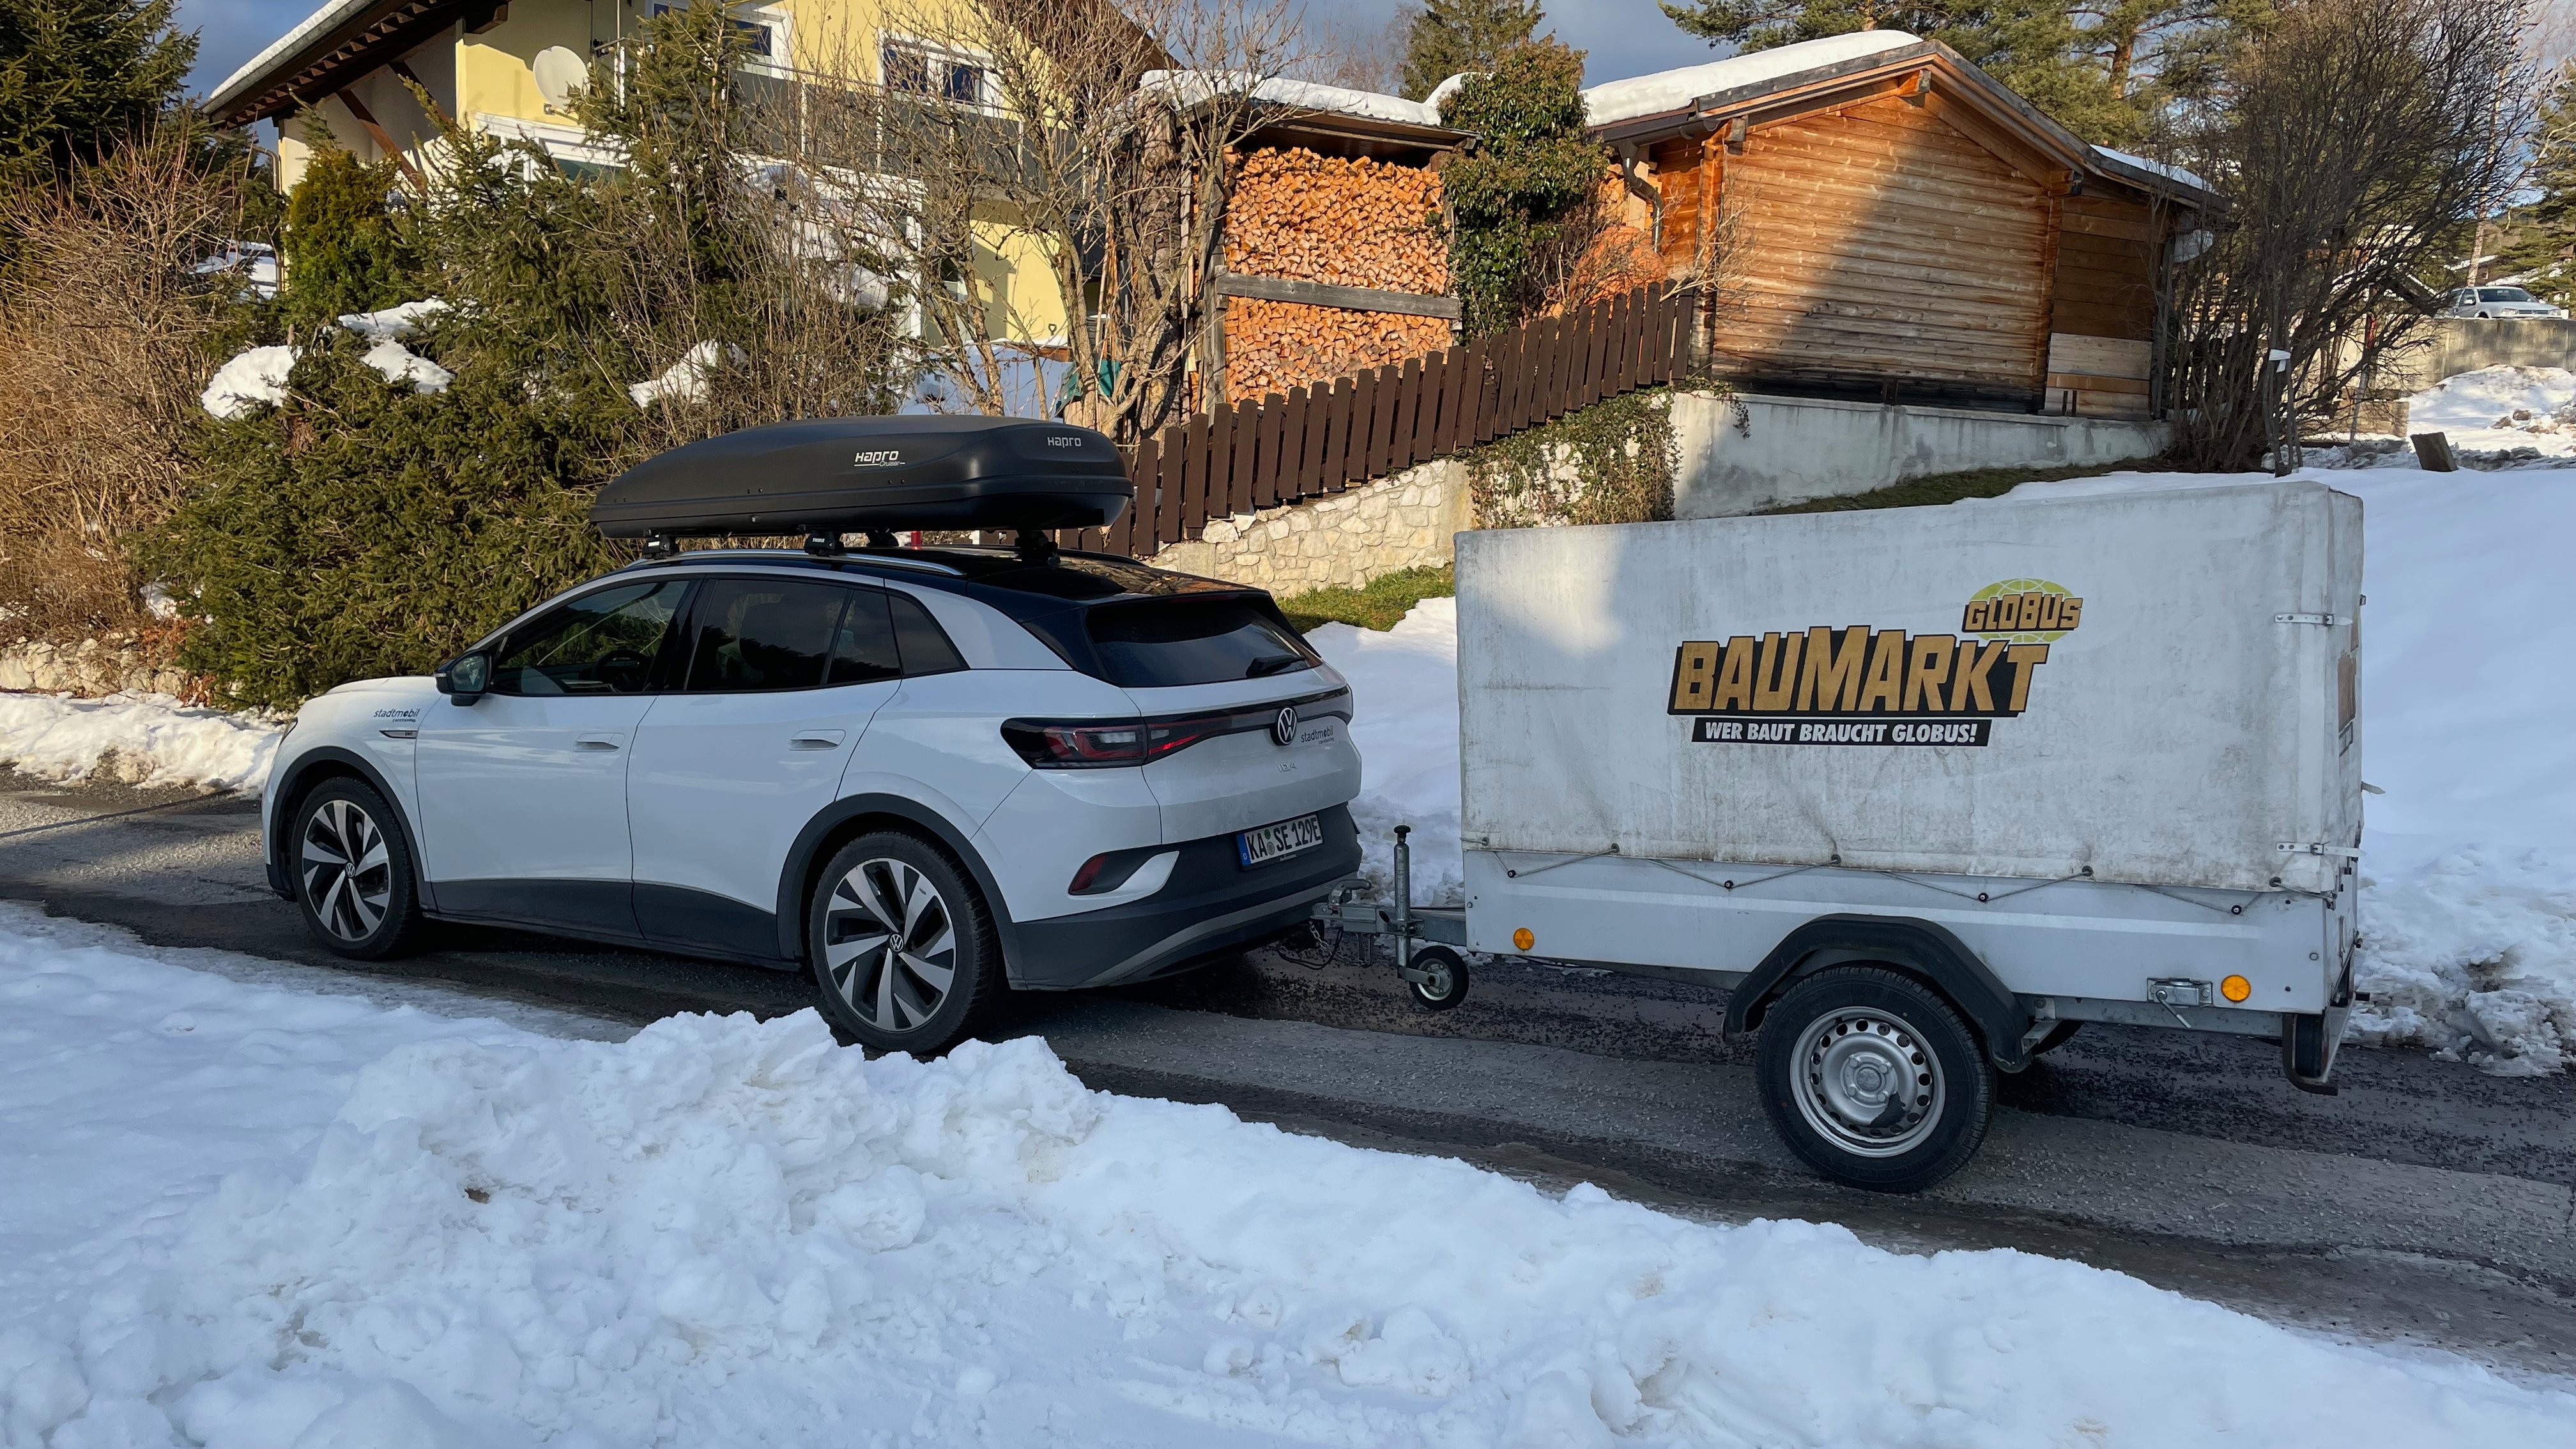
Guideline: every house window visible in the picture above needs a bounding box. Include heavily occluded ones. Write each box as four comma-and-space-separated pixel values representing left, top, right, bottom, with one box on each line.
881, 38, 992, 109
650, 4, 780, 61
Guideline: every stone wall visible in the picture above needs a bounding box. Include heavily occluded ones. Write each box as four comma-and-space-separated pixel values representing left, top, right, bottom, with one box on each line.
0, 637, 198, 698
1147, 458, 1471, 593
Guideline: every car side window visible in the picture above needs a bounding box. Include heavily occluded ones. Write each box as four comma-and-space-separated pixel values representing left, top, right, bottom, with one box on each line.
680, 578, 857, 693
491, 581, 686, 696
829, 588, 901, 685
889, 592, 969, 676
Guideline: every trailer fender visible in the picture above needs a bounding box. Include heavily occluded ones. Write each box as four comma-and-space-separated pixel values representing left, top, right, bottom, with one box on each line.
1725, 915, 2035, 1072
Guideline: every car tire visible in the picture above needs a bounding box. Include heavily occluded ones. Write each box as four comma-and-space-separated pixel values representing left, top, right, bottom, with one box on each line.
808, 831, 1003, 1055
289, 778, 423, 959
1754, 965, 1993, 1193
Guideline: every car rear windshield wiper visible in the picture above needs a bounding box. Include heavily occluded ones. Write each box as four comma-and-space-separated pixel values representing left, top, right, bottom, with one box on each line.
1245, 654, 1309, 678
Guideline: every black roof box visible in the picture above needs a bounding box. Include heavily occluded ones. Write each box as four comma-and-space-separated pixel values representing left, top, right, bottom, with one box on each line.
590, 416, 1133, 539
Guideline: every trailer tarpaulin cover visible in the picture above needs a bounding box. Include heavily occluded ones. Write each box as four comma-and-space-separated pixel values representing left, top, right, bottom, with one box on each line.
1456, 482, 2363, 894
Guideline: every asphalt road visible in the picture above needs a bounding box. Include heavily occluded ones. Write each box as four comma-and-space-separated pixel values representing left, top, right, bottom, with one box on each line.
4, 768, 2572, 1377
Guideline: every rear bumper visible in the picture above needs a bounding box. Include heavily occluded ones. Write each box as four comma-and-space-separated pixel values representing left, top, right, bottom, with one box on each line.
1009, 804, 1360, 989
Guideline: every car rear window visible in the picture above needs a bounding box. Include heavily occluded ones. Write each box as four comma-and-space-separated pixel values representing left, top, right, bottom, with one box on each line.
1084, 598, 1318, 687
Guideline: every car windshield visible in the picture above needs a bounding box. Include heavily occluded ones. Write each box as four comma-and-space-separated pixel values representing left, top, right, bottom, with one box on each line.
2480, 288, 2534, 302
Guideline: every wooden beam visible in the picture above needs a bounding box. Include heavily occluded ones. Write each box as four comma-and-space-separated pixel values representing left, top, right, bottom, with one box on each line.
1212, 273, 1462, 320
387, 58, 453, 130
333, 87, 426, 191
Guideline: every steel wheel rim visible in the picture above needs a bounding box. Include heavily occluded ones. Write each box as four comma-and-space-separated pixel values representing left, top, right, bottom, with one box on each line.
822, 857, 958, 1034
300, 797, 393, 942
1789, 1006, 1945, 1158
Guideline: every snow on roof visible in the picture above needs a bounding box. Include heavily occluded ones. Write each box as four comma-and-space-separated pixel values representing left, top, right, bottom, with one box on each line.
1139, 70, 1447, 129
203, 0, 379, 114
1581, 31, 1924, 128
2093, 145, 2213, 195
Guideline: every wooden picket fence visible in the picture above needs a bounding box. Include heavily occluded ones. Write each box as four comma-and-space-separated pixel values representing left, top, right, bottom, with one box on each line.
1058, 283, 1700, 559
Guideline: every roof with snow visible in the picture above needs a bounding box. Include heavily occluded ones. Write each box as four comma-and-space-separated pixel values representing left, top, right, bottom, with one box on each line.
1579, 33, 2220, 208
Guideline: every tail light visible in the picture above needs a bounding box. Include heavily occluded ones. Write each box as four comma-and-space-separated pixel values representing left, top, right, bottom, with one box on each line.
1000, 714, 1230, 767
1001, 692, 1349, 769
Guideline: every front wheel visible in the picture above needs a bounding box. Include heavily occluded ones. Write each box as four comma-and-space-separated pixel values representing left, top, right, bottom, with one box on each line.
1754, 965, 1993, 1193
1405, 945, 1470, 1011
808, 831, 1002, 1055
290, 778, 422, 959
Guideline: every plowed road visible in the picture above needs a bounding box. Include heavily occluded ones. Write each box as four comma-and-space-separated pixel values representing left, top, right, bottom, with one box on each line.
4, 770, 2570, 1376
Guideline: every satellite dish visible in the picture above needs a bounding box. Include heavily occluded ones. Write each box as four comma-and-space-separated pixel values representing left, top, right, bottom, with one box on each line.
532, 47, 588, 111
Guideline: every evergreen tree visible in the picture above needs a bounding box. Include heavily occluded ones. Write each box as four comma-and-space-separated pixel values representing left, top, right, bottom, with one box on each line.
0, 0, 195, 174
1439, 38, 1604, 334
2497, 63, 2576, 305
1398, 0, 1547, 100
1656, 0, 2264, 145
279, 133, 419, 328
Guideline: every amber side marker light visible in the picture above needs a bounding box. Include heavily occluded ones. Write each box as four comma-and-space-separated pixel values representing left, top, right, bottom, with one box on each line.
1512, 928, 1535, 951
2221, 974, 2253, 1003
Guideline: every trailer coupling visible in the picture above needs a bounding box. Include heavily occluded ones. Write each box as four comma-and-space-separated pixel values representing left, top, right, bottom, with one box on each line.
1310, 825, 1475, 1010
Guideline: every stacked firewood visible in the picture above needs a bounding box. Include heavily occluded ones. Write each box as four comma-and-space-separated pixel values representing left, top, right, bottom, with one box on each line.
1223, 299, 1450, 402
1220, 147, 1450, 398
1223, 148, 1448, 291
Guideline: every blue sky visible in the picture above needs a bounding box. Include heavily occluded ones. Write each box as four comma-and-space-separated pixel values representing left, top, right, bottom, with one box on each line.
180, 0, 1717, 100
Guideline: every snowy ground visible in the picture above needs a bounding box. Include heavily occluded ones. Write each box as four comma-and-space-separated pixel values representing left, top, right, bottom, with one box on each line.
4, 905, 2572, 1448
2307, 364, 2576, 469
0, 692, 279, 792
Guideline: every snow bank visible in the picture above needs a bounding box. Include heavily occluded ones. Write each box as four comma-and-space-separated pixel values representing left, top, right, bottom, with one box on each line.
1985, 468, 2576, 1071
2402, 364, 2576, 459
4, 921, 2570, 1446
1308, 597, 1463, 901
0, 691, 281, 791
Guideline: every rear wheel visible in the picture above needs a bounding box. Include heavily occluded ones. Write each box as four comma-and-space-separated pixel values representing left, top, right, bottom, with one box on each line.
291, 778, 422, 959
808, 831, 1002, 1055
1755, 966, 1992, 1193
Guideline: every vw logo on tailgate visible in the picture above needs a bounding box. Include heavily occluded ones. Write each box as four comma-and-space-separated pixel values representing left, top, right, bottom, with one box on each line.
1270, 705, 1298, 747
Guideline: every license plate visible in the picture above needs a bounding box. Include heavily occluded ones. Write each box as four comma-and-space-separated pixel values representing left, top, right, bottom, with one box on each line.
1238, 813, 1323, 867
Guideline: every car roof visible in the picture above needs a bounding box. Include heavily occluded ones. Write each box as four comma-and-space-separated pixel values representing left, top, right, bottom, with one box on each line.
619, 546, 1265, 610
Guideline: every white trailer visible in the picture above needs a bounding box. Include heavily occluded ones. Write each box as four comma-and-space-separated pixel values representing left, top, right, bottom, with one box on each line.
1333, 480, 2364, 1191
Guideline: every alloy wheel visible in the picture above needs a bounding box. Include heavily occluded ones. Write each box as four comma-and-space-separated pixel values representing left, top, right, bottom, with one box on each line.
822, 857, 958, 1034
1789, 1006, 1947, 1158
300, 797, 393, 942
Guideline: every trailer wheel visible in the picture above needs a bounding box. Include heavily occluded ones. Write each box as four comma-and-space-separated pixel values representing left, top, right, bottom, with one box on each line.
1756, 966, 1992, 1192
1406, 946, 1470, 1011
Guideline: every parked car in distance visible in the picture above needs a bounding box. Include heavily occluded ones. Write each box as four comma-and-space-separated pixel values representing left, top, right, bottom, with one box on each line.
2443, 285, 2568, 319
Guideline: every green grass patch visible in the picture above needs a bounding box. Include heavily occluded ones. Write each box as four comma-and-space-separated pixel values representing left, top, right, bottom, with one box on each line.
1278, 564, 1455, 633
1756, 460, 2174, 515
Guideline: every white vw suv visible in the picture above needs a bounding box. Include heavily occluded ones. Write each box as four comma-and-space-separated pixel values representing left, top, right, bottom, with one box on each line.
261, 545, 1363, 1052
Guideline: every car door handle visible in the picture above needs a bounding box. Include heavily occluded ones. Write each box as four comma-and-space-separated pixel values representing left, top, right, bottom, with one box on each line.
574, 735, 622, 751
789, 730, 846, 749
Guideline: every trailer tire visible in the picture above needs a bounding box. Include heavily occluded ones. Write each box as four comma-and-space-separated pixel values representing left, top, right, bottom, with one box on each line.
1405, 946, 1470, 1011
1756, 965, 1993, 1192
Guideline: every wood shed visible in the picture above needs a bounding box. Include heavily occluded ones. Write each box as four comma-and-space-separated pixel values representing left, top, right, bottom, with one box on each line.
1586, 33, 2218, 418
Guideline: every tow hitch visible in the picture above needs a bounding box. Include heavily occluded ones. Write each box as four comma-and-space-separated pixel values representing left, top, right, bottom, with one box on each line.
1308, 825, 1474, 1011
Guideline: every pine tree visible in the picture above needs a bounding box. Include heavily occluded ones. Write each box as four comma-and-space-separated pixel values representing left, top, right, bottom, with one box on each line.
2497, 62, 2576, 305
0, 0, 195, 174
279, 134, 419, 328
1398, 0, 1547, 100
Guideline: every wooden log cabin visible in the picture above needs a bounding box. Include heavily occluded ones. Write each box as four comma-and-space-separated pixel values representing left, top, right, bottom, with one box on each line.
1585, 32, 2218, 418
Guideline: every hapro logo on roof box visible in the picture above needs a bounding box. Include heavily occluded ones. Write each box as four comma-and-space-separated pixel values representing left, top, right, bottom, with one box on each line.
1667, 581, 2082, 747
852, 449, 902, 467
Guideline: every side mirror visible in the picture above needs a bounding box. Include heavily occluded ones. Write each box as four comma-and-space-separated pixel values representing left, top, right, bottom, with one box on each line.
436, 651, 492, 704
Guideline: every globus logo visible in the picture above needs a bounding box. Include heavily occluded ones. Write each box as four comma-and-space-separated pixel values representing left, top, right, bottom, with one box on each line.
1666, 580, 2082, 748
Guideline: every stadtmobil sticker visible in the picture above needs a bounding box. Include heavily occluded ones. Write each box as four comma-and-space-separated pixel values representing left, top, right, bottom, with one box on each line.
1666, 581, 2082, 747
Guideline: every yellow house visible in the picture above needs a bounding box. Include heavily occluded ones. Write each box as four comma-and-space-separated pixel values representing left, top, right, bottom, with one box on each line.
204, 0, 1071, 347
